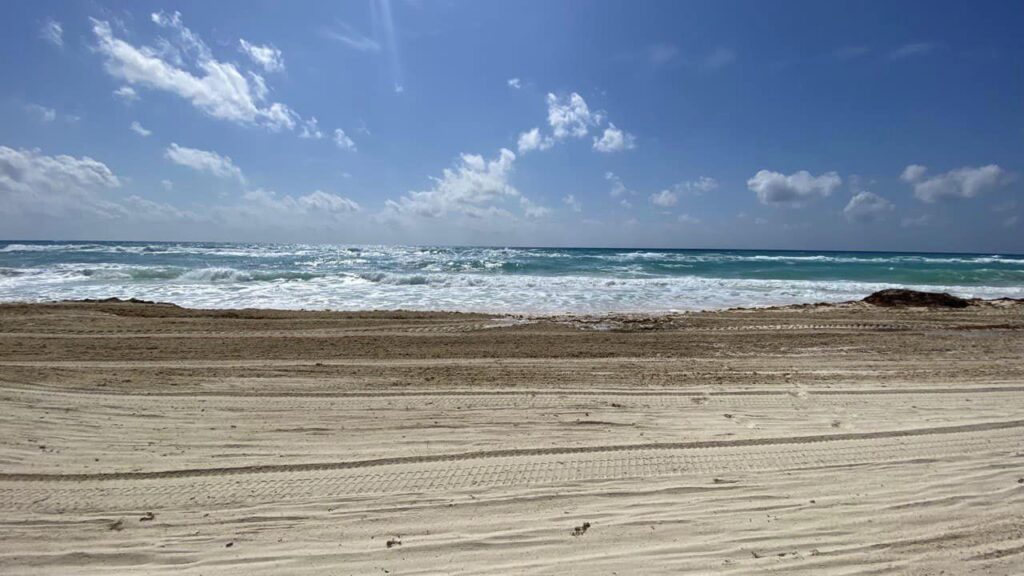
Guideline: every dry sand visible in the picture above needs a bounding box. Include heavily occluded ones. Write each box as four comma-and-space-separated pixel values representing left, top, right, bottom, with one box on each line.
0, 299, 1023, 574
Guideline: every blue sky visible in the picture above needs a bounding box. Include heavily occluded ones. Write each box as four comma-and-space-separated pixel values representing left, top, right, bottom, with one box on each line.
1, 0, 1022, 252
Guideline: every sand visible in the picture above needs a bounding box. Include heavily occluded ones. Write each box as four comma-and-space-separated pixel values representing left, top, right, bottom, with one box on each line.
0, 299, 1022, 574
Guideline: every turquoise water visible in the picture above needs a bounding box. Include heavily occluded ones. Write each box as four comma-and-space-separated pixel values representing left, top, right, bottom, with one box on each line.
1, 241, 1022, 313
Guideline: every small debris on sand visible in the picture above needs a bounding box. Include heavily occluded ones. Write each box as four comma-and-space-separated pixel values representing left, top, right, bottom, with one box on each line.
571, 522, 591, 537
386, 537, 402, 549
139, 512, 155, 522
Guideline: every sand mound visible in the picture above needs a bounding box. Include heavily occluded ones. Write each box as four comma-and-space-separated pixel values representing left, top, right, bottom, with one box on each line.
863, 288, 969, 308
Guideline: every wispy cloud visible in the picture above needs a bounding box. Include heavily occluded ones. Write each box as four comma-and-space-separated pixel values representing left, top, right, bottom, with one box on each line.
130, 121, 152, 137
25, 103, 56, 122
239, 39, 285, 73
704, 47, 736, 69
165, 143, 245, 183
322, 22, 381, 52
889, 42, 935, 60
39, 19, 63, 48
834, 45, 869, 60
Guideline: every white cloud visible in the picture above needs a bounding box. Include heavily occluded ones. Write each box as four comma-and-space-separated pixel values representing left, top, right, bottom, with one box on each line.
563, 194, 582, 212
900, 164, 1008, 203
516, 127, 554, 153
746, 169, 841, 205
300, 117, 324, 139
593, 123, 636, 153
121, 194, 199, 221
0, 146, 122, 218
606, 172, 633, 197
239, 39, 285, 73
40, 19, 63, 48
1004, 215, 1019, 228
25, 104, 56, 122
161, 179, 174, 191
243, 189, 360, 215
130, 121, 152, 137
333, 129, 357, 151
677, 214, 700, 224
547, 92, 600, 139
890, 42, 935, 60
900, 164, 927, 183
113, 86, 139, 103
675, 176, 719, 195
322, 22, 381, 52
91, 16, 301, 132
843, 191, 893, 222
507, 78, 521, 89
650, 189, 678, 207
165, 143, 245, 182
386, 148, 542, 220
519, 197, 550, 219
704, 47, 736, 68
619, 198, 633, 209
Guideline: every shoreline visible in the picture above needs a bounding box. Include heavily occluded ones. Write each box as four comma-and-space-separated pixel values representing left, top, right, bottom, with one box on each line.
1, 290, 1021, 321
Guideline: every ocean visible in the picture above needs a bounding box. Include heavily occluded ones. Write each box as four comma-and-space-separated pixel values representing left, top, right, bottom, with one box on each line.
1, 241, 1022, 314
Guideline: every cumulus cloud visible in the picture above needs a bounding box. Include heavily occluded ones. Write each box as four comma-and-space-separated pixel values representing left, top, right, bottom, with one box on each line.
242, 189, 360, 217
333, 128, 357, 151
0, 146, 123, 218
517, 91, 633, 155
900, 164, 1008, 203
113, 86, 139, 103
606, 172, 633, 198
130, 121, 152, 137
299, 117, 324, 139
900, 164, 927, 183
843, 191, 893, 222
593, 123, 636, 153
385, 148, 543, 220
547, 92, 601, 139
165, 143, 245, 182
40, 19, 63, 48
517, 127, 553, 153
239, 39, 285, 73
91, 14, 301, 132
650, 189, 678, 207
507, 78, 521, 89
519, 197, 550, 219
563, 194, 582, 212
746, 169, 841, 205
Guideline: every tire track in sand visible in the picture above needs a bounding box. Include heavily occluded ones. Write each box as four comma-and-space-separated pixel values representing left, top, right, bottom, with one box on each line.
0, 420, 1019, 512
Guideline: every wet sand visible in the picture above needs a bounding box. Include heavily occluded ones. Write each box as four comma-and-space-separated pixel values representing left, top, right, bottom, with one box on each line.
1, 299, 1023, 574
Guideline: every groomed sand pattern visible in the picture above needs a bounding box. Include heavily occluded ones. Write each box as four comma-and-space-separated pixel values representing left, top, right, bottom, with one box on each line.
0, 300, 1022, 574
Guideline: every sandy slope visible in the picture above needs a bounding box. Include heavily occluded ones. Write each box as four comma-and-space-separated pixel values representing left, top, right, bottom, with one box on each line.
0, 300, 1022, 574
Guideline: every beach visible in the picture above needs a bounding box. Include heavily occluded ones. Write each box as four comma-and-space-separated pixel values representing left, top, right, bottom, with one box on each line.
1, 298, 1022, 574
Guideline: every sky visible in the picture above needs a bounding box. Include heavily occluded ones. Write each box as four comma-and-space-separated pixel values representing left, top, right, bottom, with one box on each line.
1, 0, 1022, 252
